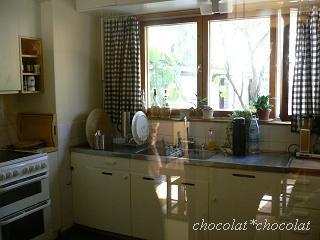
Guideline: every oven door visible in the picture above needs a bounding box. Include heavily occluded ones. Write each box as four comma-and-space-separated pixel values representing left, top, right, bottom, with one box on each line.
0, 173, 49, 219
0, 200, 51, 240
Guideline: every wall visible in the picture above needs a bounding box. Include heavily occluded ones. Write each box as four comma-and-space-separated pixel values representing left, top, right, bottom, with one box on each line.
154, 120, 300, 152
51, 0, 102, 230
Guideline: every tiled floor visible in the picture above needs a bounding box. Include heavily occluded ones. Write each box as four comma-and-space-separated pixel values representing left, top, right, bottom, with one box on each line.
57, 226, 125, 240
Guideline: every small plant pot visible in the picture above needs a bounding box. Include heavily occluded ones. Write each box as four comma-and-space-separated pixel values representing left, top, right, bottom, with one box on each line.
256, 109, 271, 120
203, 109, 214, 119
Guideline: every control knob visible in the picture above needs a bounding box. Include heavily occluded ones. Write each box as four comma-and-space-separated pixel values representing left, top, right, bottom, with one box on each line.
0, 173, 5, 181
29, 166, 35, 172
41, 163, 47, 169
13, 170, 19, 177
5, 171, 12, 179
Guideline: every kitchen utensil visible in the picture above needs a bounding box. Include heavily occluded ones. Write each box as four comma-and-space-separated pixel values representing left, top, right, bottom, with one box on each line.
121, 112, 131, 140
131, 111, 149, 145
86, 109, 113, 148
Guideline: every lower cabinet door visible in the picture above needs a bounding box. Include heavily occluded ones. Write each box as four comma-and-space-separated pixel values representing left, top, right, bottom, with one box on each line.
86, 167, 131, 236
131, 173, 167, 240
166, 177, 209, 240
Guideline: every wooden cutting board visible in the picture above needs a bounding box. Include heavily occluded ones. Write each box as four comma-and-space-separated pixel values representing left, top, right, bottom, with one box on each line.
17, 113, 57, 147
86, 109, 113, 148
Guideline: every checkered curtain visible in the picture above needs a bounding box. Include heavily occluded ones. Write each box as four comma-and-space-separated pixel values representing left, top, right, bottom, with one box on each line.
103, 17, 142, 124
292, 7, 320, 131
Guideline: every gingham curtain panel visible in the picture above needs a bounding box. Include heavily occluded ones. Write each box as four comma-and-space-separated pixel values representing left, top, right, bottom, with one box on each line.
292, 7, 320, 132
103, 16, 142, 124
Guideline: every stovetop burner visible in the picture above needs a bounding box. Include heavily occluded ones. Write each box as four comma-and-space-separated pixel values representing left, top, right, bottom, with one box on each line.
0, 150, 36, 164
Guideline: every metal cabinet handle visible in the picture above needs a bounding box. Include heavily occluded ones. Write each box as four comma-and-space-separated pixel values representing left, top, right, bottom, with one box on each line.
142, 177, 155, 181
181, 182, 195, 186
232, 173, 256, 178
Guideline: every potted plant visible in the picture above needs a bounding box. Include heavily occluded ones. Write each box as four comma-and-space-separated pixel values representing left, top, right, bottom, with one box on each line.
253, 95, 272, 120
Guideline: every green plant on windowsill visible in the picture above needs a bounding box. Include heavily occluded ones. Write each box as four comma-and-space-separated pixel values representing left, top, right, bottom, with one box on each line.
189, 95, 209, 118
252, 95, 273, 120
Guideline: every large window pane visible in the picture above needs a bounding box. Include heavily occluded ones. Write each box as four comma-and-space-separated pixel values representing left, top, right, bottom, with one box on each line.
147, 22, 197, 108
208, 18, 270, 110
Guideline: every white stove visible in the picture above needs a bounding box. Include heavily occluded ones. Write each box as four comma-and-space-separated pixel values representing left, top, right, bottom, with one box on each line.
0, 150, 51, 240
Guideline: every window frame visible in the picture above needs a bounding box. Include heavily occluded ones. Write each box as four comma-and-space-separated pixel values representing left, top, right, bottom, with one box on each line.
140, 12, 284, 119
140, 16, 203, 114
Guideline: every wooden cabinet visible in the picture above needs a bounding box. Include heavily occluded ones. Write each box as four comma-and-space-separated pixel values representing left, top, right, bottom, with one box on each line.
71, 153, 131, 236
19, 37, 44, 93
0, 2, 21, 93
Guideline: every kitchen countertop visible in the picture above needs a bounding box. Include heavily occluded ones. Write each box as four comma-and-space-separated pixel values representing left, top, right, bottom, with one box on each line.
70, 145, 319, 173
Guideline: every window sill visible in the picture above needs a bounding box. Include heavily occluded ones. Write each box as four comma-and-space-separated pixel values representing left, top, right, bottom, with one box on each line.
149, 116, 291, 126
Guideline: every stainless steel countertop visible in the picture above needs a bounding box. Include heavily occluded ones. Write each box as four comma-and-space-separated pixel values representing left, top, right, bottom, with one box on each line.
71, 145, 297, 173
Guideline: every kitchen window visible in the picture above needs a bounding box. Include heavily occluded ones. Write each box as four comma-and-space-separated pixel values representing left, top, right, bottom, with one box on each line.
207, 17, 271, 111
141, 18, 200, 109
140, 11, 295, 120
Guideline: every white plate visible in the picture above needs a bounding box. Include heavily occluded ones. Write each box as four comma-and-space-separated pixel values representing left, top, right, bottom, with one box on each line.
131, 111, 149, 145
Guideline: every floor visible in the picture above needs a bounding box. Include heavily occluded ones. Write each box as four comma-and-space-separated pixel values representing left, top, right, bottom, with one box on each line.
57, 226, 127, 240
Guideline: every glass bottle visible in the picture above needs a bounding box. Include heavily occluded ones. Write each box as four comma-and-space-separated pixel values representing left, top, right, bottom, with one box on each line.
207, 128, 217, 151
248, 115, 260, 154
150, 89, 160, 117
160, 89, 171, 118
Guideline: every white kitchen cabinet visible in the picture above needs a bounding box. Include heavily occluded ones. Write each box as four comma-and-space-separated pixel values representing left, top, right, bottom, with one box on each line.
209, 168, 283, 240
164, 163, 209, 240
0, 1, 21, 93
131, 172, 166, 240
71, 160, 89, 226
71, 153, 131, 236
86, 167, 131, 235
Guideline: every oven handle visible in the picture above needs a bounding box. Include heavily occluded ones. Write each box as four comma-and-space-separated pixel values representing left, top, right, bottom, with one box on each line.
0, 200, 51, 226
0, 173, 48, 193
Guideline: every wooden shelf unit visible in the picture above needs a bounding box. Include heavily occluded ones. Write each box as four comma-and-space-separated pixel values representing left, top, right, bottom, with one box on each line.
19, 36, 44, 93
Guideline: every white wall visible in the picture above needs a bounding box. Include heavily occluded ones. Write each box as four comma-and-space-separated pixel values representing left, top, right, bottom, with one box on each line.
51, 0, 102, 230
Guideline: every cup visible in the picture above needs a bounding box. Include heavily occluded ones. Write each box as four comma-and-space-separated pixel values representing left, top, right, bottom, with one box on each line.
34, 64, 41, 74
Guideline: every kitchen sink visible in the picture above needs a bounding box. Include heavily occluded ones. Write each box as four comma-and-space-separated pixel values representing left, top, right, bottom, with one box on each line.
135, 147, 182, 157
135, 146, 217, 160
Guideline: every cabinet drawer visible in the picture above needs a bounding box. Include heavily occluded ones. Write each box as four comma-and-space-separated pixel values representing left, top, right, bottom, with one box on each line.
287, 174, 320, 194
71, 152, 129, 171
288, 192, 320, 210
282, 208, 320, 226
